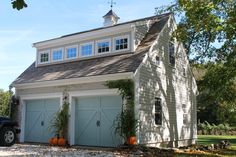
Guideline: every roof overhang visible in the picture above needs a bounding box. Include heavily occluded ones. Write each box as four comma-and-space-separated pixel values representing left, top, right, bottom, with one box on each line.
12, 72, 134, 89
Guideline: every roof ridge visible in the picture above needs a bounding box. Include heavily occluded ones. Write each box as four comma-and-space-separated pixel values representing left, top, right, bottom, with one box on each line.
33, 12, 172, 45
136, 14, 170, 51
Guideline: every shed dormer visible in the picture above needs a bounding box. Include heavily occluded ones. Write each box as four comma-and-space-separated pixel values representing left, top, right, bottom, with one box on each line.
103, 9, 120, 27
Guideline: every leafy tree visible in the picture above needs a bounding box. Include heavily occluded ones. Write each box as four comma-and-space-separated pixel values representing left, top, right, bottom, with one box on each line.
0, 89, 12, 117
155, 0, 236, 125
194, 63, 236, 125
11, 0, 27, 10
156, 0, 236, 62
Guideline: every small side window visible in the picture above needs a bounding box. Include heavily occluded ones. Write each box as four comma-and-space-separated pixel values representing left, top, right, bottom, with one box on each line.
169, 42, 175, 66
182, 104, 187, 125
155, 56, 160, 66
182, 67, 186, 76
154, 98, 162, 125
183, 67, 186, 77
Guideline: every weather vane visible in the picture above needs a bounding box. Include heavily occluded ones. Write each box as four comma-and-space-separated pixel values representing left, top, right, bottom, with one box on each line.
108, 0, 116, 9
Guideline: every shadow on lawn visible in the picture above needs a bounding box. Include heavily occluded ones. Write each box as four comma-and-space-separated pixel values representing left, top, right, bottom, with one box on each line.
174, 149, 236, 157
209, 149, 236, 156
198, 138, 236, 146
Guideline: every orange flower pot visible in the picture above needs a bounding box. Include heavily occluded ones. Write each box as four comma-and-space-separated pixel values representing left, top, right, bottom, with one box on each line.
128, 136, 137, 145
58, 137, 66, 146
49, 138, 54, 145
52, 137, 58, 146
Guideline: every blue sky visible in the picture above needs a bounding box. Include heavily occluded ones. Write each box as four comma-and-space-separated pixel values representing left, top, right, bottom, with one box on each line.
0, 0, 172, 91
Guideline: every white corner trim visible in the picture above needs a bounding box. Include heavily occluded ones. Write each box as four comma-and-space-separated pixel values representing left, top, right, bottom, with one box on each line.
19, 100, 26, 143
133, 66, 140, 144
13, 72, 134, 89
131, 27, 135, 52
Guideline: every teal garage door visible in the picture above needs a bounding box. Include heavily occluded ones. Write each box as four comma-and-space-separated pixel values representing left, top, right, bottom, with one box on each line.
75, 96, 122, 147
25, 98, 60, 143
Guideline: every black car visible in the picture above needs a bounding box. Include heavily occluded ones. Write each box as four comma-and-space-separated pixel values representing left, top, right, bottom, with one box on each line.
0, 117, 21, 146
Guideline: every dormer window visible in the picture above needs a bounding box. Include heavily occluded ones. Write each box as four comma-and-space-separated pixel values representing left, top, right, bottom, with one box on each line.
96, 39, 111, 54
80, 42, 94, 57
52, 48, 63, 61
114, 35, 129, 52
66, 46, 77, 59
37, 34, 131, 66
39, 51, 50, 63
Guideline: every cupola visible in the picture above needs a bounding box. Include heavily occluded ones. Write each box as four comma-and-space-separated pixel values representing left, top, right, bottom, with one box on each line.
103, 9, 120, 27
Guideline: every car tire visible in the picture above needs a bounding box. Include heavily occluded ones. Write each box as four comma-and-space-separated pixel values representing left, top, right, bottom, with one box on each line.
0, 127, 16, 146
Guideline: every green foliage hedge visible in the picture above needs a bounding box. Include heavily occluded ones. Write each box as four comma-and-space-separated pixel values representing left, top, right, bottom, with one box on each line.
198, 121, 236, 135
0, 90, 12, 117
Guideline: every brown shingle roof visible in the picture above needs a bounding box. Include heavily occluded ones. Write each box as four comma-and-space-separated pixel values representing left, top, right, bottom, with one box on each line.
12, 13, 170, 86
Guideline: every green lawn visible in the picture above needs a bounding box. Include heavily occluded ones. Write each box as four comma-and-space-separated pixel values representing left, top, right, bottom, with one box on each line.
190, 135, 236, 157
198, 135, 236, 150
175, 135, 236, 156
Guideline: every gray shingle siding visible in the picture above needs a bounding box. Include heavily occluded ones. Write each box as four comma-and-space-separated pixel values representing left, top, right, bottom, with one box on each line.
135, 24, 149, 46
137, 16, 197, 147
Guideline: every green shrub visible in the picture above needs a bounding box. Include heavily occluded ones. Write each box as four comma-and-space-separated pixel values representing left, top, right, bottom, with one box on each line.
197, 121, 234, 135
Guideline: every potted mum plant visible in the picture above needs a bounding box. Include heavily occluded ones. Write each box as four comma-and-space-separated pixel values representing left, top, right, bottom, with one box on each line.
50, 102, 69, 146
113, 99, 139, 145
105, 79, 139, 145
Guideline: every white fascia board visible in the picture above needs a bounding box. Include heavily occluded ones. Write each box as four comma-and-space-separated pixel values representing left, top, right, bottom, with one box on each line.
33, 24, 133, 49
13, 72, 134, 90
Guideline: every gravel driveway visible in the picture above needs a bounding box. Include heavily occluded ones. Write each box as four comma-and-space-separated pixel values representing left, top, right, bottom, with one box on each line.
0, 144, 126, 157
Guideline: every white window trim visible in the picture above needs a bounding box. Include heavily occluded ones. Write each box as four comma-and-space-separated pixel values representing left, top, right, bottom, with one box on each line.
79, 41, 94, 58
95, 38, 111, 55
51, 48, 64, 62
113, 34, 130, 52
65, 45, 78, 60
38, 50, 50, 64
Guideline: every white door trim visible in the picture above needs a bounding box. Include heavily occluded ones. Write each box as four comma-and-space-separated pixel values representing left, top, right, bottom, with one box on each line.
19, 92, 63, 142
68, 89, 119, 145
